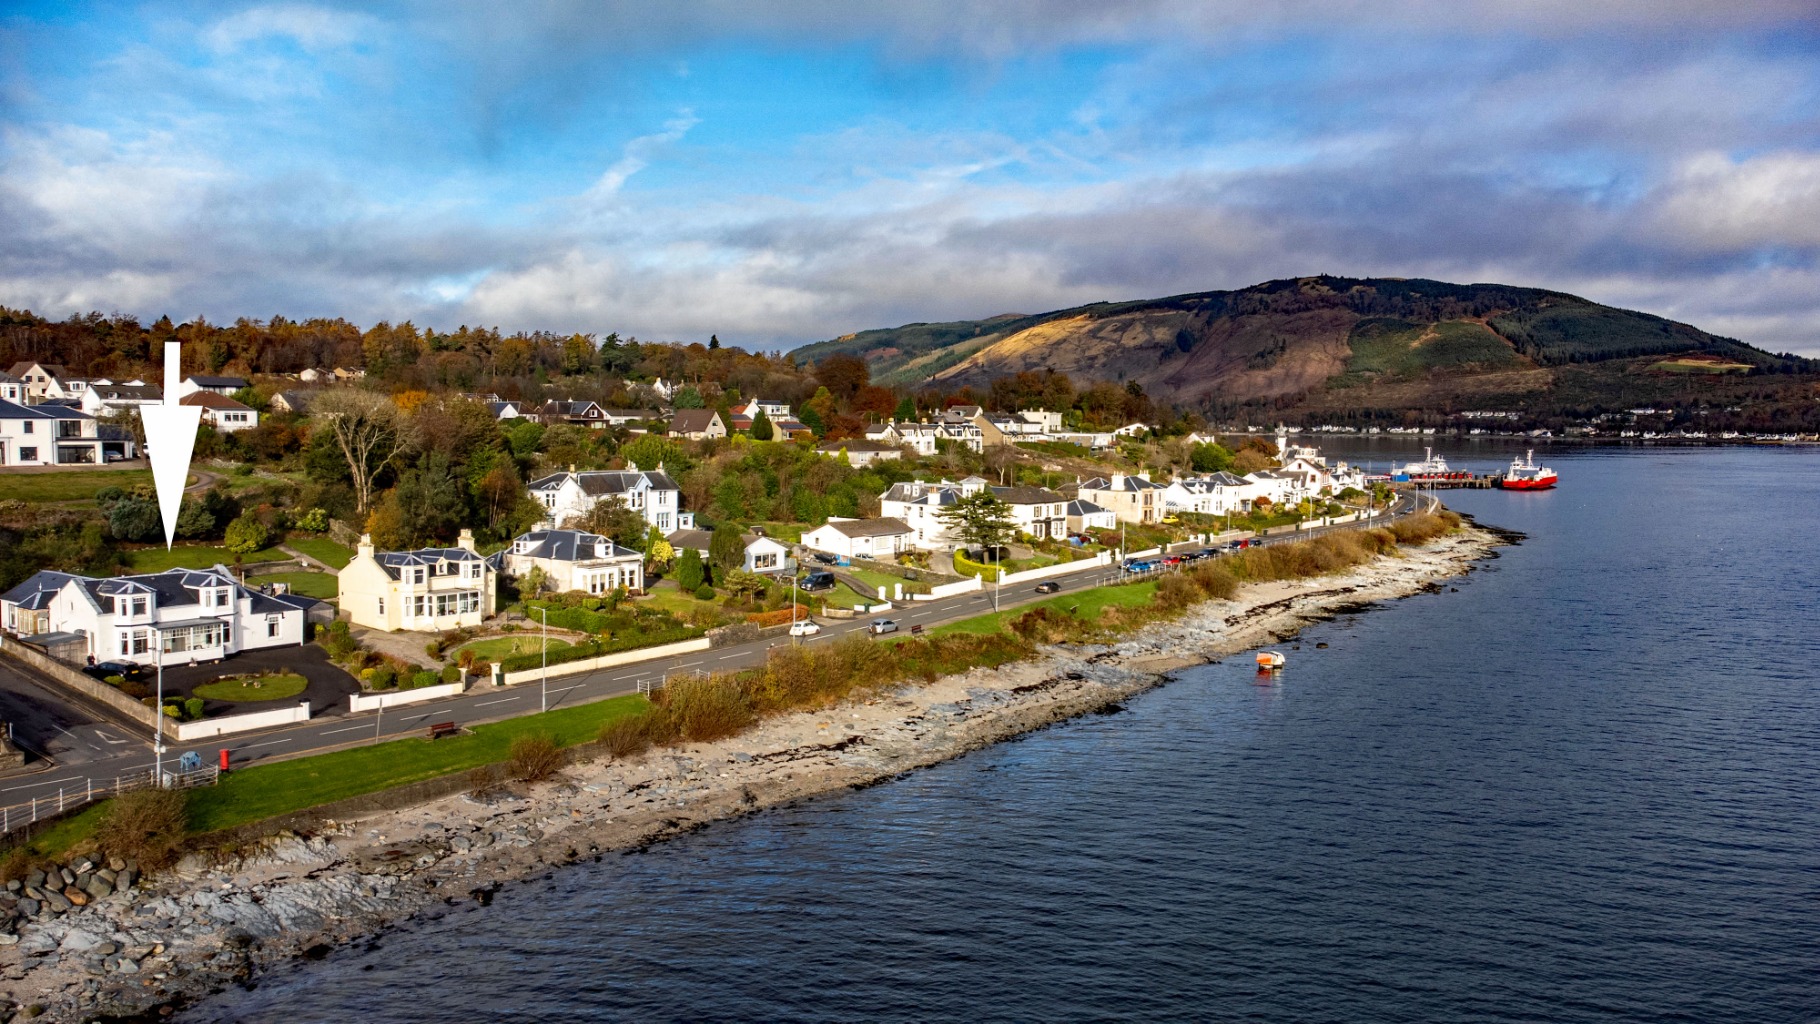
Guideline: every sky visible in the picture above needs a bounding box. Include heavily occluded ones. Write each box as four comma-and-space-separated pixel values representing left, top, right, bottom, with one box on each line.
3, 2, 1819, 355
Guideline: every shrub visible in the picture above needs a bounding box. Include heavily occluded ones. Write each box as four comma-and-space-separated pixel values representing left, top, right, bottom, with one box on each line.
0, 847, 31, 884
469, 658, 491, 678
184, 697, 205, 721
223, 511, 271, 554
328, 619, 350, 636
410, 670, 441, 689
599, 715, 654, 760
1154, 573, 1203, 611
467, 765, 504, 800
424, 639, 444, 659
369, 665, 397, 690
96, 788, 188, 870
694, 584, 716, 601
659, 674, 753, 742
507, 734, 564, 782
440, 664, 461, 684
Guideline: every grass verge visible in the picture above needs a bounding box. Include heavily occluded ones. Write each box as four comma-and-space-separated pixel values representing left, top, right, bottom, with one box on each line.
0, 468, 153, 503
288, 537, 355, 569
185, 694, 649, 833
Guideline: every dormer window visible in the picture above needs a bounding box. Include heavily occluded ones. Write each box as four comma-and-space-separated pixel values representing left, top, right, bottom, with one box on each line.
410, 567, 427, 585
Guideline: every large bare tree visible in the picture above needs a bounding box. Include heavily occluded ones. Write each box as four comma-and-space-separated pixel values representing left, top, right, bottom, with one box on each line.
312, 389, 418, 514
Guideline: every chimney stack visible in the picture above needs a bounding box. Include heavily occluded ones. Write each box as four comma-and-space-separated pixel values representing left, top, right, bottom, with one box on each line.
457, 528, 476, 553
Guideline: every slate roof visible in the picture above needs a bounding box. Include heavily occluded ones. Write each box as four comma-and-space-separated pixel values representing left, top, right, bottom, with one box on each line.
2, 567, 293, 616
525, 469, 679, 495
664, 528, 713, 554
1080, 475, 1164, 491
879, 481, 960, 505
817, 440, 903, 454
273, 390, 314, 412
816, 517, 913, 538
1064, 499, 1112, 516
990, 485, 1065, 506
507, 529, 641, 563
185, 375, 249, 389
0, 398, 90, 421
372, 547, 487, 581
8, 363, 68, 379
89, 384, 162, 402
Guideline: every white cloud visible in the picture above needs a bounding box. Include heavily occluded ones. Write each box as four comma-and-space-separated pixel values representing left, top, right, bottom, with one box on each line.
1648, 151, 1820, 250
583, 110, 701, 203
204, 4, 376, 53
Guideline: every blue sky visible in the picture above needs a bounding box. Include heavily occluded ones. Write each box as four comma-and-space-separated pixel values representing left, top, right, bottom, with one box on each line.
4, 2, 1819, 354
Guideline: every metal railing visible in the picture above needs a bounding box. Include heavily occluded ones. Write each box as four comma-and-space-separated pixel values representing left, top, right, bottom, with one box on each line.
0, 765, 219, 839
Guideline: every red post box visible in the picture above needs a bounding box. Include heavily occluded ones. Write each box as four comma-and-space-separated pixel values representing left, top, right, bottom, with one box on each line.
219, 748, 230, 771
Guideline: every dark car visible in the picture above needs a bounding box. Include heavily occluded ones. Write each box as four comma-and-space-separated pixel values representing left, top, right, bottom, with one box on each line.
812, 552, 838, 565
1034, 581, 1060, 594
799, 571, 836, 592
85, 660, 147, 682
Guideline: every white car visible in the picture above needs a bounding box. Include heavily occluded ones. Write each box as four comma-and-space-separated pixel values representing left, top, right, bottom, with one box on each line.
868, 618, 899, 635
787, 620, 821, 637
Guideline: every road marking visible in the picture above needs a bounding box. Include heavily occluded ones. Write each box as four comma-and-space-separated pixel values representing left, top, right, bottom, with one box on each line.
243, 739, 289, 750
319, 725, 369, 736
96, 731, 129, 746
1, 776, 84, 794
473, 697, 517, 707
550, 686, 580, 697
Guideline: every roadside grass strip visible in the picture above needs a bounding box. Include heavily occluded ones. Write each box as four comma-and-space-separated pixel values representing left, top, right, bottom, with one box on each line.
184, 694, 649, 833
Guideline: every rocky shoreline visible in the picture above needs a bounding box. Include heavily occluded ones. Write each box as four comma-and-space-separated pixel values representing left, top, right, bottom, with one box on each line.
0, 525, 1504, 1022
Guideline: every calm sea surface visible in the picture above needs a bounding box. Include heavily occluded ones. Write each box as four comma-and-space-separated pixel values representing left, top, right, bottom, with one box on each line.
193, 443, 1820, 1023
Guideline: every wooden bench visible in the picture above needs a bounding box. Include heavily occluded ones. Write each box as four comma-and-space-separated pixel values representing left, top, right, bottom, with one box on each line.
428, 721, 459, 740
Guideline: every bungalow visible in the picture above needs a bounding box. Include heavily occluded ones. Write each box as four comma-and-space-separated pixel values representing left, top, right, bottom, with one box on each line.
526, 464, 690, 533
0, 399, 134, 465
176, 375, 250, 399
743, 535, 790, 575
80, 383, 162, 418
1064, 498, 1118, 534
485, 401, 523, 422
270, 390, 315, 414
990, 485, 1068, 540
338, 530, 496, 631
493, 528, 644, 596
801, 517, 915, 560
180, 391, 259, 433
669, 409, 727, 440
0, 566, 308, 667
1078, 472, 1165, 524
816, 440, 904, 468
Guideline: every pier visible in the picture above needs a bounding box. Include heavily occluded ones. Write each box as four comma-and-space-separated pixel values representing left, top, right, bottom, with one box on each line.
1387, 474, 1501, 490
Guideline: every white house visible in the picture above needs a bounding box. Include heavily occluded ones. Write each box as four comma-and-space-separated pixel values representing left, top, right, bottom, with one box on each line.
1, 566, 309, 667
801, 517, 915, 561
1064, 499, 1118, 534
7, 363, 71, 403
1161, 472, 1252, 516
879, 480, 966, 549
735, 397, 793, 421
0, 399, 134, 466
1241, 470, 1301, 506
338, 530, 496, 631
816, 440, 904, 468
530, 399, 609, 429
0, 374, 24, 404
80, 383, 163, 418
743, 535, 790, 575
180, 391, 259, 432
990, 486, 1068, 540
494, 528, 644, 595
486, 401, 522, 422
865, 421, 940, 457
526, 464, 691, 533
1078, 472, 1165, 524
1017, 409, 1063, 432
176, 375, 250, 399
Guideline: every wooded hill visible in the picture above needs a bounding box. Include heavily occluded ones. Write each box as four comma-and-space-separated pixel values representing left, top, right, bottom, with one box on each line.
798, 276, 1817, 422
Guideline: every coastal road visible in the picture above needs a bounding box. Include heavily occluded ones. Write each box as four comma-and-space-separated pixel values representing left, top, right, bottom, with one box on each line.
0, 494, 1431, 818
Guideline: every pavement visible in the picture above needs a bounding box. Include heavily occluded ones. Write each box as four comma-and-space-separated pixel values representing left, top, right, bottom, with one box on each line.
0, 494, 1431, 817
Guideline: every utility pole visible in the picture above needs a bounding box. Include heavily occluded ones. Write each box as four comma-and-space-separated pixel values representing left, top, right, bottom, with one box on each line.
539, 607, 549, 713
153, 626, 165, 784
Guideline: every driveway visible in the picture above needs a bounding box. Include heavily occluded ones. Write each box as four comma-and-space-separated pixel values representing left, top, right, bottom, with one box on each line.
155, 644, 361, 718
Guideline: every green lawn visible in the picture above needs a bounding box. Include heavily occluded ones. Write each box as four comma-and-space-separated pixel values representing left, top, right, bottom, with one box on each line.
247, 571, 338, 600
288, 537, 354, 569
192, 673, 308, 702
811, 581, 876, 611
928, 579, 1159, 637
456, 635, 573, 661
5, 803, 110, 862
743, 521, 804, 543
3, 468, 153, 503
638, 582, 727, 620
185, 694, 649, 833
125, 545, 290, 572
844, 567, 923, 595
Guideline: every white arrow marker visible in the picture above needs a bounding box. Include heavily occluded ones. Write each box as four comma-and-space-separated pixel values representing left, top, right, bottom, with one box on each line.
139, 341, 202, 550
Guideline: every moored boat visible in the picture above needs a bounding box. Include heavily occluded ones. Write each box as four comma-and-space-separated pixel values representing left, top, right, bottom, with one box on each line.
1256, 651, 1285, 669
1500, 449, 1558, 490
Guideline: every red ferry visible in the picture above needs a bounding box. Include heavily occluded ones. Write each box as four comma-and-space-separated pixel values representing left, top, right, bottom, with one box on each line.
1499, 450, 1558, 490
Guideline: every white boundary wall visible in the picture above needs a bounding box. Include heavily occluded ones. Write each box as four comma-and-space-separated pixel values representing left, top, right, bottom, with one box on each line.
174, 701, 311, 741
349, 681, 466, 713
501, 637, 711, 686
910, 577, 983, 601
999, 551, 1112, 586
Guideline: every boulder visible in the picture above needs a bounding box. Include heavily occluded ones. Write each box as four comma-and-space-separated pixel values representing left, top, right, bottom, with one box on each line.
83, 877, 112, 902
61, 929, 105, 952
116, 869, 137, 891
45, 891, 71, 913
22, 870, 43, 890
63, 886, 89, 907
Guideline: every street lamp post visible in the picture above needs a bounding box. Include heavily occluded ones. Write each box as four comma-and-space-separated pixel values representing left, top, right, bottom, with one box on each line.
538, 606, 549, 713
152, 627, 165, 783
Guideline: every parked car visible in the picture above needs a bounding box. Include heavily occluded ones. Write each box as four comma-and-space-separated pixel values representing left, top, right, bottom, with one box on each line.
788, 620, 821, 637
1034, 581, 1060, 594
868, 618, 899, 635
799, 571, 836, 592
812, 552, 838, 565
85, 660, 147, 682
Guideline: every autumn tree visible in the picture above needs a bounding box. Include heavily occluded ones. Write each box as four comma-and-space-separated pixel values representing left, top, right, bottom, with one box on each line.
311, 390, 418, 513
